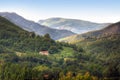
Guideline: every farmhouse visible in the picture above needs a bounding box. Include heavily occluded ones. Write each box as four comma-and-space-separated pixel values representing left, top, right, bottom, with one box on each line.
39, 51, 49, 55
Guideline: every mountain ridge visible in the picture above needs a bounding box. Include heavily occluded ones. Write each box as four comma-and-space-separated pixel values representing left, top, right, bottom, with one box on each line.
59, 22, 120, 43
0, 12, 75, 40
39, 17, 110, 34
0, 16, 63, 53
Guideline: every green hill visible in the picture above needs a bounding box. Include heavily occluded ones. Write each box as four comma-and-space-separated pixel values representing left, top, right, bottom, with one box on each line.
0, 16, 62, 53
0, 16, 119, 80
59, 22, 120, 79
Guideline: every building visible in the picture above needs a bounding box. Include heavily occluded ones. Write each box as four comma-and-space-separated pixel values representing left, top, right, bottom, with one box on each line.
39, 51, 49, 55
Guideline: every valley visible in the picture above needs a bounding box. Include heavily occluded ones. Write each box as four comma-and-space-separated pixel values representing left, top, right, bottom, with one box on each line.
0, 13, 120, 80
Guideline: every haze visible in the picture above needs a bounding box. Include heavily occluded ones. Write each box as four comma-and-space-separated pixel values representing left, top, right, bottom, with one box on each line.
0, 0, 120, 23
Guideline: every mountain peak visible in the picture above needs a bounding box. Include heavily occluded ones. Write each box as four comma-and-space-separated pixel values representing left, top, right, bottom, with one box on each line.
0, 12, 18, 16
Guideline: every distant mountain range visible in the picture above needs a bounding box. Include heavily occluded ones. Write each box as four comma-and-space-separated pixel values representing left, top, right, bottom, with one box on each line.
59, 22, 120, 43
39, 18, 110, 34
0, 12, 75, 40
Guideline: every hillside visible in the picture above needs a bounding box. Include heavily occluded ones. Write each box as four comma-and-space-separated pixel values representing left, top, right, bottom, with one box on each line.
59, 22, 120, 79
0, 12, 75, 40
0, 15, 98, 80
59, 22, 120, 43
0, 16, 62, 53
0, 16, 120, 80
39, 18, 110, 34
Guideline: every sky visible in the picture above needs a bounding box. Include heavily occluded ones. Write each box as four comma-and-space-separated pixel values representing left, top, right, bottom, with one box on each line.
0, 0, 120, 23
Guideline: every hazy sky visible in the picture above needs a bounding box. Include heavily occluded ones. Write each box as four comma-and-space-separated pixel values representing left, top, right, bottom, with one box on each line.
0, 0, 120, 23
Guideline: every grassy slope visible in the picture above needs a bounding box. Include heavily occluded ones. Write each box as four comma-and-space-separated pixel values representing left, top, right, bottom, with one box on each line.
49, 47, 76, 61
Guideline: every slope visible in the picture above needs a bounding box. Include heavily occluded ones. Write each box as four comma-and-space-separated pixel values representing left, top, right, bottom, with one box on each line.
59, 22, 120, 43
39, 17, 110, 34
0, 16, 62, 53
0, 12, 75, 40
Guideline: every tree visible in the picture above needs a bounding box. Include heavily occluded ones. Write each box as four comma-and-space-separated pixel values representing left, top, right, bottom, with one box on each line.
44, 33, 51, 39
48, 46, 59, 54
83, 72, 92, 80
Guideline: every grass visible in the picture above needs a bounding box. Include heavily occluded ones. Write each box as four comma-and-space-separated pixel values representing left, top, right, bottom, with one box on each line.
49, 47, 76, 61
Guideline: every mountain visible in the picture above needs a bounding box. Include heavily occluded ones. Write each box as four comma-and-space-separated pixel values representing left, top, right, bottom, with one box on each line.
38, 18, 110, 34
0, 15, 120, 79
0, 12, 75, 40
0, 16, 63, 53
59, 22, 120, 43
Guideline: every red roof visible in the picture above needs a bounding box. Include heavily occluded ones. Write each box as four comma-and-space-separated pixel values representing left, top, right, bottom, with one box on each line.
39, 51, 49, 55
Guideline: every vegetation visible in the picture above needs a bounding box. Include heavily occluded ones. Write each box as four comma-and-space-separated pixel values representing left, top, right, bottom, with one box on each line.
0, 16, 62, 54
0, 16, 120, 80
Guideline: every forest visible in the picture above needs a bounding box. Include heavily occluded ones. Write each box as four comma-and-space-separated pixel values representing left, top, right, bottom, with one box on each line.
0, 16, 120, 80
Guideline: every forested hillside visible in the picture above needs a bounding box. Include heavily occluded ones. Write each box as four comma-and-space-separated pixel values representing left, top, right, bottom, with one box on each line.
0, 16, 62, 54
59, 22, 120, 79
0, 16, 95, 80
77, 35, 120, 74
0, 16, 119, 80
